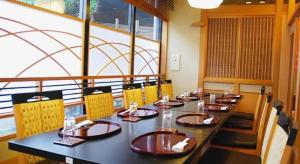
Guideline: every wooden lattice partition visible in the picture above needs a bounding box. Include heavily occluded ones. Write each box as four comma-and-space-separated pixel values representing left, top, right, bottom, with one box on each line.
206, 16, 274, 80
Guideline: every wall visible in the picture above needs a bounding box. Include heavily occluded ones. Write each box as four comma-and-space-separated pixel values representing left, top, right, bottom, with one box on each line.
166, 0, 201, 96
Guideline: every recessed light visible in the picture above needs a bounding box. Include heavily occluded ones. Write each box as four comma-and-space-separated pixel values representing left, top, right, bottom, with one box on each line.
259, 0, 266, 3
245, 1, 252, 4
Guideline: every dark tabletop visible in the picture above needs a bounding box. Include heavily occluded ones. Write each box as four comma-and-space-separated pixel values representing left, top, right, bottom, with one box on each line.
9, 96, 235, 164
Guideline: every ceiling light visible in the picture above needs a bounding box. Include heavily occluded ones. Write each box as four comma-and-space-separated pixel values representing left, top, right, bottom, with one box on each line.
187, 0, 223, 9
245, 1, 252, 4
259, 1, 266, 3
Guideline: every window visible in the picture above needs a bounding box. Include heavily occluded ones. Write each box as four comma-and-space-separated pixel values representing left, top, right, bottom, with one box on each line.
135, 8, 161, 40
134, 9, 161, 75
17, 0, 81, 18
0, 0, 164, 137
90, 0, 131, 32
0, 1, 83, 113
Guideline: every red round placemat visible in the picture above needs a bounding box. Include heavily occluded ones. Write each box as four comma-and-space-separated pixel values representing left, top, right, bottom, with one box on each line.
176, 96, 199, 101
130, 130, 197, 157
58, 120, 121, 139
154, 100, 184, 107
215, 98, 238, 104
117, 108, 159, 119
176, 114, 219, 126
204, 104, 230, 112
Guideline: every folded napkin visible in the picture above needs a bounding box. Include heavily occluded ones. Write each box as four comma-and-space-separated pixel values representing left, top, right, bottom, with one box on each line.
179, 94, 185, 98
231, 99, 237, 102
75, 120, 93, 129
119, 109, 131, 115
203, 117, 214, 124
220, 106, 229, 111
171, 138, 190, 152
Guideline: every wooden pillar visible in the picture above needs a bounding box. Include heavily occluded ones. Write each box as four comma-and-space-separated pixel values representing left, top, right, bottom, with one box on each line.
272, 0, 284, 98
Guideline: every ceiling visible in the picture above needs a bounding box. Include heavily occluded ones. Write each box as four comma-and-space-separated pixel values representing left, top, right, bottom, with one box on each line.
222, 0, 294, 5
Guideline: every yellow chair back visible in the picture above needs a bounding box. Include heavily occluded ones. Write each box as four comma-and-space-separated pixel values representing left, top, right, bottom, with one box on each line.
84, 86, 114, 120
123, 83, 144, 109
143, 81, 158, 104
12, 91, 64, 164
161, 80, 173, 99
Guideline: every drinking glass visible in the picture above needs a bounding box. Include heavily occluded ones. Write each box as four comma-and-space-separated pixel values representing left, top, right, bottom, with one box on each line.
197, 100, 205, 114
224, 90, 229, 96
198, 88, 203, 94
129, 102, 137, 118
210, 94, 216, 103
162, 110, 172, 128
162, 110, 172, 150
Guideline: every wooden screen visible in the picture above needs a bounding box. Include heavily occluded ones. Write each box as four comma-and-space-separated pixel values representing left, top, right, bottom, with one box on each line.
206, 16, 274, 80
207, 18, 238, 78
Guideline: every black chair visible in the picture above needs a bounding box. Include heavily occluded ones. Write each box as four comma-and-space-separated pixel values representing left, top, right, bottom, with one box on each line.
199, 110, 297, 164
211, 97, 277, 150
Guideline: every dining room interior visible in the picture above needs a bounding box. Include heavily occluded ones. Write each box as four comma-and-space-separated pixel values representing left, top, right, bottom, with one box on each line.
0, 0, 300, 163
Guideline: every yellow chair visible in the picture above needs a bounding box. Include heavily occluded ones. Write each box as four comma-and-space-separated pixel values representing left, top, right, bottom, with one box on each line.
143, 81, 158, 104
12, 90, 64, 164
84, 86, 114, 120
160, 80, 173, 99
123, 83, 144, 109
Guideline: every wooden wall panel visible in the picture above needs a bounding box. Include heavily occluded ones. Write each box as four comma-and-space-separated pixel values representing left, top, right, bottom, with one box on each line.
206, 16, 274, 80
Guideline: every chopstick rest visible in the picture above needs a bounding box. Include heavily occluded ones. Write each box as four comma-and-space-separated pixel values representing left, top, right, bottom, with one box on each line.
171, 138, 190, 152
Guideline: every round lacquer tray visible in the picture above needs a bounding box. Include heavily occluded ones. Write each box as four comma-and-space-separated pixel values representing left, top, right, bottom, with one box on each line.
215, 98, 238, 104
117, 108, 159, 119
58, 120, 121, 139
130, 130, 197, 157
154, 100, 184, 107
204, 104, 230, 112
176, 114, 219, 126
190, 92, 210, 97
220, 94, 242, 99
176, 96, 199, 101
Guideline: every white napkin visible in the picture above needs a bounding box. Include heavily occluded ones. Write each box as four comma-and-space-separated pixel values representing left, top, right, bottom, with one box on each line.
179, 94, 185, 98
231, 99, 237, 102
203, 117, 214, 124
75, 120, 93, 129
119, 109, 131, 115
192, 91, 198, 94
172, 138, 190, 152
220, 106, 229, 111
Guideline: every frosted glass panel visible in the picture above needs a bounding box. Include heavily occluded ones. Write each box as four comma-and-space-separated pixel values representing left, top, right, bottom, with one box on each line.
0, 1, 83, 112
89, 24, 131, 75
134, 37, 160, 75
0, 1, 83, 78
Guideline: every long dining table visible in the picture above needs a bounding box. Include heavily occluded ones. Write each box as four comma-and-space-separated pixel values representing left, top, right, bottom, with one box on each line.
9, 95, 236, 164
